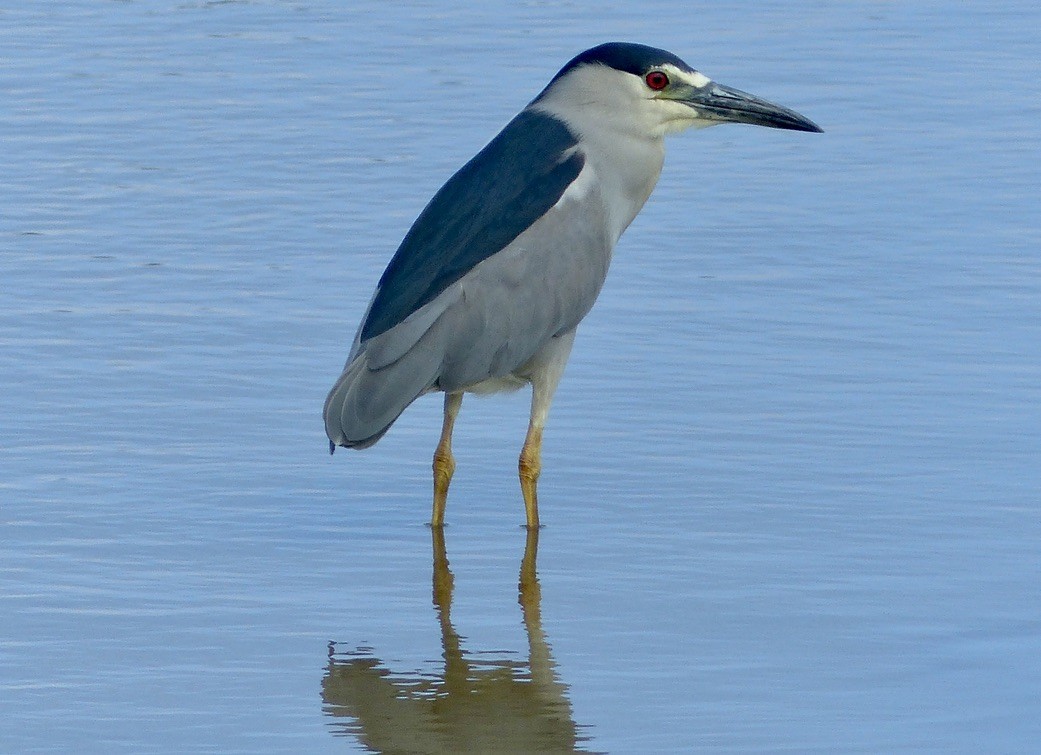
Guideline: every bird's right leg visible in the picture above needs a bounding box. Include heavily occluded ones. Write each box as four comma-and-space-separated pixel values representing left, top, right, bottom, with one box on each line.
518, 331, 575, 529
431, 392, 463, 527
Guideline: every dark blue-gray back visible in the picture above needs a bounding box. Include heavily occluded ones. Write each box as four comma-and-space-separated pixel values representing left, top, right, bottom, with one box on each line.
359, 109, 584, 342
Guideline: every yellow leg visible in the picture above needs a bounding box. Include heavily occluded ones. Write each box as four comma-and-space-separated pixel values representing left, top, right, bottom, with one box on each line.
519, 422, 543, 529
516, 331, 574, 529
431, 392, 462, 527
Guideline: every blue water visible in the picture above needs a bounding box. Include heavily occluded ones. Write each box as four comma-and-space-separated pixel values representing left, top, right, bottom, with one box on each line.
4, 1, 1040, 752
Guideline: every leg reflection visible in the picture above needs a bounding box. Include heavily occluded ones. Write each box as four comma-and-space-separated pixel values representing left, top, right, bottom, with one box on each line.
323, 529, 591, 752
518, 526, 541, 645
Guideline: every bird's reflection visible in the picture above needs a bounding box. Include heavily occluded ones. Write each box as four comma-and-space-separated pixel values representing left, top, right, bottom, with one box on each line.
323, 528, 592, 753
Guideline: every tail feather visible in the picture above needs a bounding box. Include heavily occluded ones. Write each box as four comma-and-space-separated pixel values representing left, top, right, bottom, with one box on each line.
323, 344, 441, 451
324, 286, 463, 452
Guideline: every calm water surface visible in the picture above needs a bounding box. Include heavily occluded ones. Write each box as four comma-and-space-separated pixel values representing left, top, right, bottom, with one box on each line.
3, 1, 1040, 752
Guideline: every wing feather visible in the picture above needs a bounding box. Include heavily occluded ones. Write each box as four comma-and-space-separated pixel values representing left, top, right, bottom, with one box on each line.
325, 109, 615, 449
360, 110, 584, 342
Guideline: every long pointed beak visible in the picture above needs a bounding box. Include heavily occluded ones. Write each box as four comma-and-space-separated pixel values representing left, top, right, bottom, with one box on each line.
681, 81, 823, 133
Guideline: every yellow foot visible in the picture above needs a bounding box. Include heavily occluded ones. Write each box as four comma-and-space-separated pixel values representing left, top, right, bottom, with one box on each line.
432, 452, 455, 527
519, 459, 540, 529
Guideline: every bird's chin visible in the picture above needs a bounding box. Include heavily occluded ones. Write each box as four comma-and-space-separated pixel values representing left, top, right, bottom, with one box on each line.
658, 116, 717, 136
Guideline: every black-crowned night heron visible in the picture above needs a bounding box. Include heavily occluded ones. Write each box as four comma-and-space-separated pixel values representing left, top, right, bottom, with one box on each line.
324, 42, 821, 528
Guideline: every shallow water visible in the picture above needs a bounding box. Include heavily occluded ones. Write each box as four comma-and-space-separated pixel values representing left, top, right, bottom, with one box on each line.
4, 1, 1041, 752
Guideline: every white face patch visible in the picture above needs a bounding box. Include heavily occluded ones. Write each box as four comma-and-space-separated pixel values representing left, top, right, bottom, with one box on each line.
664, 64, 711, 89
532, 59, 717, 141
648, 65, 718, 135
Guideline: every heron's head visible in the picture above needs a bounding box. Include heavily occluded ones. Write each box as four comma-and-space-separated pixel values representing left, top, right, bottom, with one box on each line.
533, 42, 822, 139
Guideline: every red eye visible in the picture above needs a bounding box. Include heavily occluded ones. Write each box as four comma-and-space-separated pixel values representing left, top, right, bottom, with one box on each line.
645, 71, 669, 90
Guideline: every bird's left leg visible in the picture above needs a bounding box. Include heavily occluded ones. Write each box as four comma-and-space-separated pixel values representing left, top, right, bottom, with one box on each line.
518, 331, 575, 529
518, 416, 544, 530
432, 392, 463, 527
